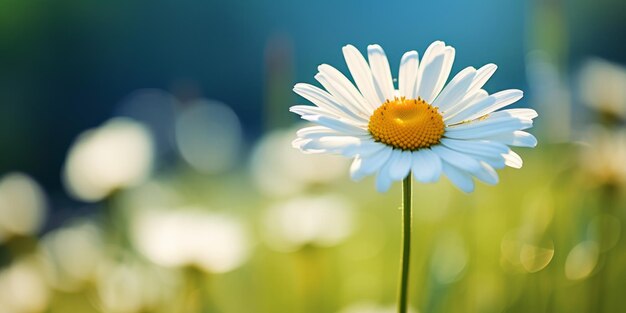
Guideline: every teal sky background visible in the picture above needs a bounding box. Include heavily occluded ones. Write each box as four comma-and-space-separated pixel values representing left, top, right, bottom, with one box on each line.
0, 0, 623, 196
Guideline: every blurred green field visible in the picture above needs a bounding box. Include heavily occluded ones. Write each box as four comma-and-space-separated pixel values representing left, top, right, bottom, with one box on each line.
2, 131, 626, 312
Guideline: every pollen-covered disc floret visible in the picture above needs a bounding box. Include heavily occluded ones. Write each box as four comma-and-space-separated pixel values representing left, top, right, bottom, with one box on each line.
368, 97, 445, 150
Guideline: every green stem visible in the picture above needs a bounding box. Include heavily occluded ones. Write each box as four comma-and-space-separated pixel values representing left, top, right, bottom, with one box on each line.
398, 173, 412, 313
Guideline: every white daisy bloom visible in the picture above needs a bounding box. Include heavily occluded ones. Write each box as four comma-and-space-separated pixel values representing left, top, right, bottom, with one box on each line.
290, 41, 537, 193
579, 58, 626, 120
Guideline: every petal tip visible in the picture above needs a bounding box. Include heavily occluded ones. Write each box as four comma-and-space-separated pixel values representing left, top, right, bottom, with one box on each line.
342, 44, 357, 52
403, 50, 418, 58
459, 184, 475, 193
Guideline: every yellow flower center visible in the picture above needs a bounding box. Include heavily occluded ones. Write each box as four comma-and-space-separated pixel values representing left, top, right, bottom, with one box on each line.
368, 97, 445, 151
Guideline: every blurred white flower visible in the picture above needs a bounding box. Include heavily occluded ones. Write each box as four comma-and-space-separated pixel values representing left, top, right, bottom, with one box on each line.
63, 117, 154, 202
579, 126, 626, 186
0, 258, 50, 313
250, 126, 348, 197
0, 173, 47, 243
262, 194, 354, 252
132, 208, 250, 273
175, 99, 243, 174
579, 58, 626, 119
96, 259, 179, 313
39, 221, 105, 291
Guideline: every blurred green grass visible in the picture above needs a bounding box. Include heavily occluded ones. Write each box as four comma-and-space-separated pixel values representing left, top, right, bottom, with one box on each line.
2, 138, 624, 313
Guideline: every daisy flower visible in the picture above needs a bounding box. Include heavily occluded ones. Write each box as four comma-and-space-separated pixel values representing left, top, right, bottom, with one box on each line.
290, 41, 537, 192
579, 58, 626, 122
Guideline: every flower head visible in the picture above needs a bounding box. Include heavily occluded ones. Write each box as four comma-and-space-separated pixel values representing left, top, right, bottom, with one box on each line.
0, 172, 47, 243
0, 258, 50, 313
579, 58, 626, 122
579, 126, 626, 188
290, 41, 537, 192
39, 220, 104, 291
63, 118, 154, 201
250, 126, 348, 197
261, 194, 354, 251
131, 208, 250, 273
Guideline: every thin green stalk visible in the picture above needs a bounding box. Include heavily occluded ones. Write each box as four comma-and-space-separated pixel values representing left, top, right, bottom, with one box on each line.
398, 173, 412, 313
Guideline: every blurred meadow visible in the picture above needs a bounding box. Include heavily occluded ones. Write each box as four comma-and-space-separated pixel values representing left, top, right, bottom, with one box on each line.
1, 0, 626, 312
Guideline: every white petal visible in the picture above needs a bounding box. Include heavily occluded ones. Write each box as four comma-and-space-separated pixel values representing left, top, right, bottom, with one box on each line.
367, 45, 395, 101
468, 64, 497, 93
375, 150, 402, 192
440, 138, 509, 157
389, 150, 412, 180
355, 140, 387, 157
435, 47, 456, 99
446, 113, 534, 132
439, 64, 496, 118
300, 114, 368, 135
442, 89, 489, 120
482, 131, 538, 147
298, 136, 362, 155
350, 147, 393, 181
293, 83, 368, 123
477, 89, 524, 115
447, 89, 524, 124
503, 150, 523, 169
473, 162, 499, 185
291, 134, 384, 157
298, 135, 382, 157
444, 115, 534, 140
440, 138, 509, 169
416, 43, 455, 103
349, 157, 365, 181
343, 139, 387, 157
431, 145, 481, 174
342, 45, 381, 110
398, 50, 419, 99
415, 41, 444, 99
442, 161, 475, 193
466, 153, 506, 169
491, 108, 538, 120
375, 169, 394, 192
433, 66, 477, 111
296, 126, 343, 139
315, 66, 371, 118
289, 105, 338, 118
417, 53, 445, 101
444, 94, 497, 124
411, 149, 442, 183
